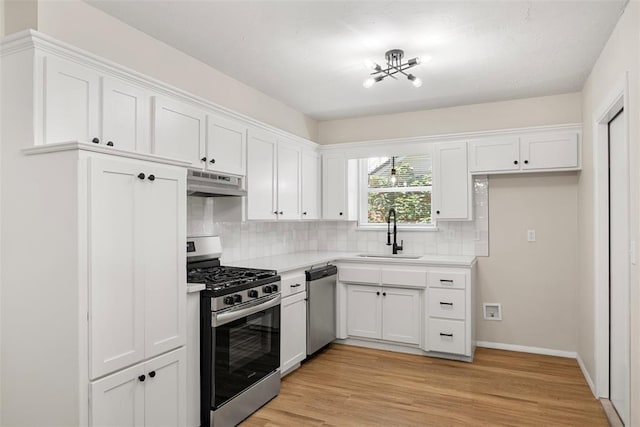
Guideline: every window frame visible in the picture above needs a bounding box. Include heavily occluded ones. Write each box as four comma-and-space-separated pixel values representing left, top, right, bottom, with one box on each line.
357, 155, 438, 231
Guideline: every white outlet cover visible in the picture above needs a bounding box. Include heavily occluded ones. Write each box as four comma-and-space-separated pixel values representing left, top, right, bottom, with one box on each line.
483, 303, 502, 321
527, 229, 536, 242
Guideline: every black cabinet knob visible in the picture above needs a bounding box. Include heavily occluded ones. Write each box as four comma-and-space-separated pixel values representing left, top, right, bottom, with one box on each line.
106, 141, 114, 147
138, 173, 145, 180
138, 375, 145, 382
279, 211, 283, 215
92, 137, 100, 144
274, 211, 278, 215
210, 158, 215, 164
514, 160, 519, 165
303, 212, 307, 215
383, 292, 386, 296
436, 210, 440, 214
149, 371, 156, 378
148, 174, 155, 182
524, 160, 529, 164
201, 157, 207, 162
339, 212, 343, 216
376, 291, 380, 296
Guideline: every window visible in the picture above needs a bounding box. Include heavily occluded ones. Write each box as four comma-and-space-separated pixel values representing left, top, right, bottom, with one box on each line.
359, 154, 433, 228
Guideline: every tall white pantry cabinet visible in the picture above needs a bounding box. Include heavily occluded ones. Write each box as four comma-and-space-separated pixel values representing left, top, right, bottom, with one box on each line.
1, 39, 188, 425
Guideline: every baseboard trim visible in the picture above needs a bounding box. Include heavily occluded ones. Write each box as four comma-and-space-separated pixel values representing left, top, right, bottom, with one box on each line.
476, 341, 577, 359
576, 353, 597, 397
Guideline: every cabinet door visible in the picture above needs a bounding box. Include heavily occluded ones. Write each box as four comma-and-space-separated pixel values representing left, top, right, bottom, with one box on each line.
43, 56, 99, 144
433, 142, 470, 221
89, 157, 146, 379
382, 287, 421, 345
90, 360, 145, 427
142, 164, 186, 358
281, 292, 307, 374
144, 348, 187, 427
468, 138, 520, 172
277, 142, 301, 220
346, 285, 381, 339
206, 115, 246, 175
520, 133, 579, 170
101, 77, 149, 153
301, 150, 320, 219
322, 155, 347, 220
152, 97, 205, 166
247, 130, 277, 220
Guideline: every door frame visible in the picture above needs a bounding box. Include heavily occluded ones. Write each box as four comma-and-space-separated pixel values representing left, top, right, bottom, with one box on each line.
593, 72, 630, 399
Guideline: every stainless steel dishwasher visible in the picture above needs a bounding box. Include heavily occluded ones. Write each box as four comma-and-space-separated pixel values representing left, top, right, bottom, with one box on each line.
305, 264, 338, 355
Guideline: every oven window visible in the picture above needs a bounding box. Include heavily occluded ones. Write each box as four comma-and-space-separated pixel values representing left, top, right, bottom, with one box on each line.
213, 305, 280, 407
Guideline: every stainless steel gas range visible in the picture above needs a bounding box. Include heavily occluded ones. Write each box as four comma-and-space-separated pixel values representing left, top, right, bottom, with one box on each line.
187, 236, 281, 427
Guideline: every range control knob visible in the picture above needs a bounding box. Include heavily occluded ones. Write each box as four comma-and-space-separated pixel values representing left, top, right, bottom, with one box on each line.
233, 294, 242, 303
271, 284, 279, 292
263, 285, 273, 294
248, 290, 259, 298
223, 296, 234, 305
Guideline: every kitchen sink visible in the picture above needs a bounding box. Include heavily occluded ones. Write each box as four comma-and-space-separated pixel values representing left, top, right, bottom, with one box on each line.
357, 253, 423, 260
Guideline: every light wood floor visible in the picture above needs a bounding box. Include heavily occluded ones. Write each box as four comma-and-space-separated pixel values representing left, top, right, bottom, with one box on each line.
242, 344, 607, 426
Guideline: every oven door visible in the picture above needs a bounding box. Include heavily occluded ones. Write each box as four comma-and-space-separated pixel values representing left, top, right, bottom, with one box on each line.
211, 294, 280, 408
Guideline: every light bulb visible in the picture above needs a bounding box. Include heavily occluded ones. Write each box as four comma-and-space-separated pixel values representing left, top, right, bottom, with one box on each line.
363, 77, 375, 88
390, 175, 397, 185
408, 57, 421, 66
412, 77, 423, 88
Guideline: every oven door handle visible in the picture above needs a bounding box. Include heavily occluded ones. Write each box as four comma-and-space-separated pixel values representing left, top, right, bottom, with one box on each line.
212, 294, 281, 327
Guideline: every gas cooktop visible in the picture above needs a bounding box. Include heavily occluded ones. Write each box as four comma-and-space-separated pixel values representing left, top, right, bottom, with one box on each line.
187, 265, 279, 296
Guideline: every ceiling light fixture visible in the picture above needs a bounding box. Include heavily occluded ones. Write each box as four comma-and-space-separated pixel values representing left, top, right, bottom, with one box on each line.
363, 49, 423, 89
390, 156, 397, 185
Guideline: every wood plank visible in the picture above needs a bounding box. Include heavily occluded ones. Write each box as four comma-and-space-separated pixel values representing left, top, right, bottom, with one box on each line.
242, 344, 606, 426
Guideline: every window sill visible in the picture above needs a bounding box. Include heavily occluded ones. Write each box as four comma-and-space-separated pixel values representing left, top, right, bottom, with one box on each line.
356, 224, 439, 232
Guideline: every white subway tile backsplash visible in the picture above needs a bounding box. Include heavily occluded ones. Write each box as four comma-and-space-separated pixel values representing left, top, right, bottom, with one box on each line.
186, 176, 490, 262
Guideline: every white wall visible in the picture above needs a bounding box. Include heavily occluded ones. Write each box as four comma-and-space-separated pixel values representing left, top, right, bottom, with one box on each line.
579, 2, 640, 420
32, 0, 317, 141
317, 92, 581, 145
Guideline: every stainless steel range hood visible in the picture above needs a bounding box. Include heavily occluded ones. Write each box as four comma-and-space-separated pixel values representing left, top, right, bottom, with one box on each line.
187, 170, 247, 197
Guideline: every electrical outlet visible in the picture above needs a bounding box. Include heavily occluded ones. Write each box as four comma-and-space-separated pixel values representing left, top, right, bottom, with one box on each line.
527, 229, 536, 242
483, 303, 502, 321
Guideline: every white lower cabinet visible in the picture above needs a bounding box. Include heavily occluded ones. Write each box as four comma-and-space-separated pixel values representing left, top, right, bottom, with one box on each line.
427, 319, 466, 355
90, 348, 186, 427
346, 285, 421, 345
281, 290, 307, 375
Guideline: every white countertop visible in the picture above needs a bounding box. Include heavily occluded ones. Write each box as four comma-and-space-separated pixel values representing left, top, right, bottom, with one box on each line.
227, 251, 476, 273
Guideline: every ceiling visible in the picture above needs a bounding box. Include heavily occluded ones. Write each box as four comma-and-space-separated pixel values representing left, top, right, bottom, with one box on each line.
87, 1, 625, 121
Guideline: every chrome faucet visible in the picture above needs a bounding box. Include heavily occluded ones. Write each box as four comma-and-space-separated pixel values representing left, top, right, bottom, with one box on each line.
386, 208, 403, 254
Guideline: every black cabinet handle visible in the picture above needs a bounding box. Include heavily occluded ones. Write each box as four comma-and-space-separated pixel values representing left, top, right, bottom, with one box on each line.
514, 160, 519, 165
440, 279, 454, 284
376, 291, 380, 296
291, 284, 301, 288
138, 374, 146, 382
439, 302, 453, 306
201, 157, 207, 162
92, 137, 100, 144
149, 371, 156, 378
106, 141, 114, 147
439, 333, 453, 337
148, 174, 155, 182
210, 158, 216, 164
524, 160, 529, 164
137, 173, 145, 180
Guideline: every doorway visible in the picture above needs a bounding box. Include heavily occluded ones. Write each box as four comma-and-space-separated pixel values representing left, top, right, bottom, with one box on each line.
608, 108, 630, 425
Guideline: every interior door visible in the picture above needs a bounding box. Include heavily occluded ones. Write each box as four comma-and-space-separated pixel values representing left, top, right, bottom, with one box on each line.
608, 109, 629, 425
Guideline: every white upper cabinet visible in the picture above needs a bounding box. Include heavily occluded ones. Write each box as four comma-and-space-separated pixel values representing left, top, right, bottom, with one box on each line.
301, 150, 321, 220
42, 56, 100, 144
277, 141, 301, 220
89, 157, 186, 379
247, 129, 277, 220
322, 155, 347, 220
101, 77, 149, 153
432, 142, 471, 221
468, 132, 579, 174
520, 132, 579, 170
152, 96, 206, 167
206, 115, 247, 176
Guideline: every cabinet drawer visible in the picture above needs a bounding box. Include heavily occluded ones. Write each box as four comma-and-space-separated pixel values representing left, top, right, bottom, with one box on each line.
280, 272, 306, 298
428, 288, 465, 320
428, 319, 466, 355
381, 268, 426, 287
428, 271, 466, 289
339, 266, 379, 284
